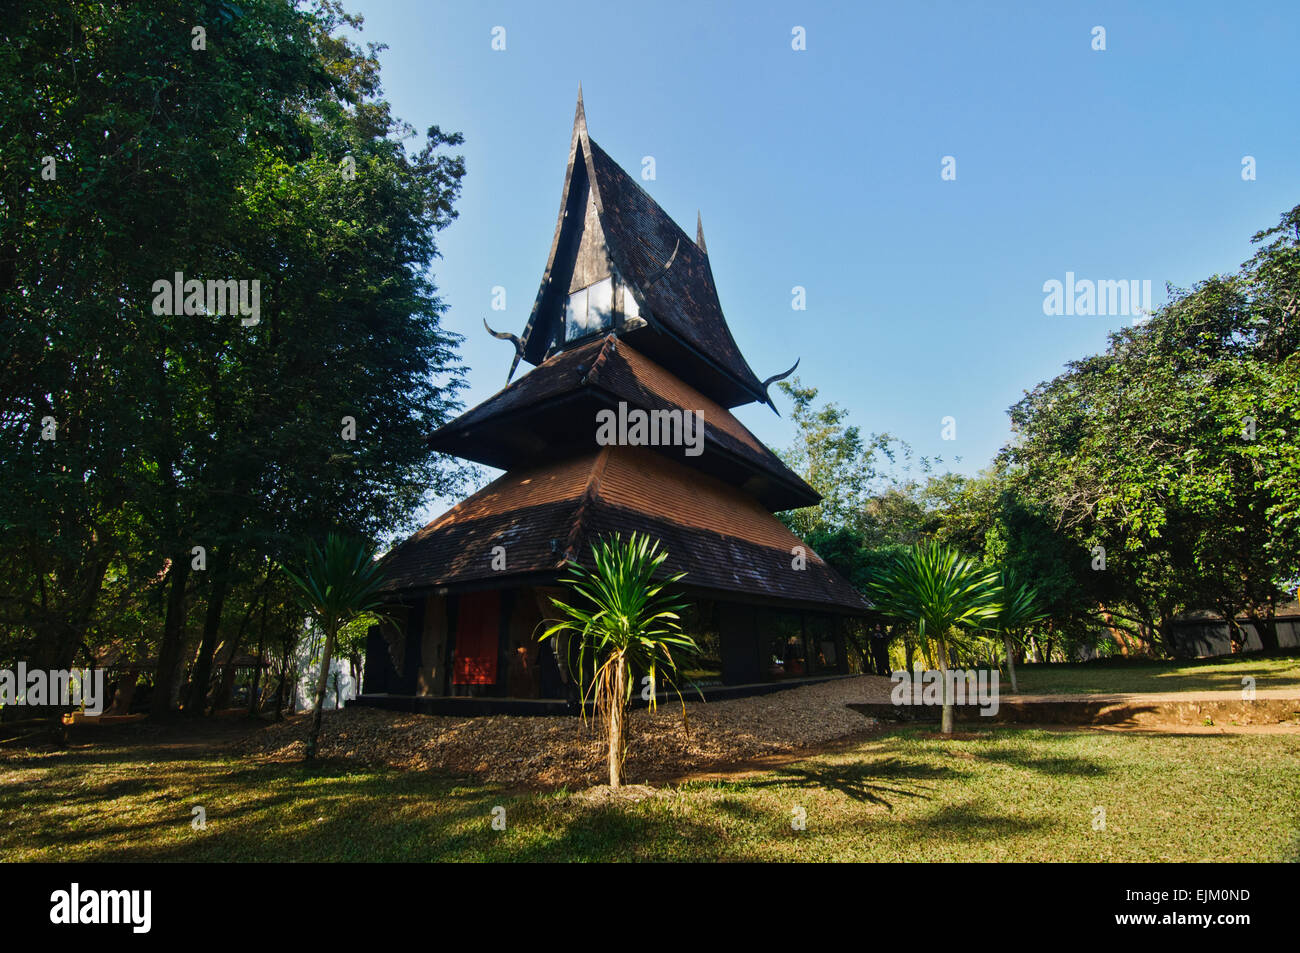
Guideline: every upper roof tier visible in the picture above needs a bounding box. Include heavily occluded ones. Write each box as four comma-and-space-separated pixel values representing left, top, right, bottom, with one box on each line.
500, 91, 792, 411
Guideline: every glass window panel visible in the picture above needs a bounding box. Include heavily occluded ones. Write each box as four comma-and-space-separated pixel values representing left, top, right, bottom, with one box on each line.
564, 286, 588, 341
622, 282, 640, 321
587, 277, 613, 330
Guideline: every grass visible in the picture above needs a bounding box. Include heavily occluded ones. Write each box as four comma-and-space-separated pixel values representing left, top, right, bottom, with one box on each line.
2, 723, 1297, 862
1009, 652, 1300, 695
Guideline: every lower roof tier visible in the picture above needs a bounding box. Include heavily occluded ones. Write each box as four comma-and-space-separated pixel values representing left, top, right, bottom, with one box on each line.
380, 445, 870, 615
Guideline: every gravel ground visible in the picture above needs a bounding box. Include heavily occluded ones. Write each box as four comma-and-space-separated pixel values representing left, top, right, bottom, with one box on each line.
236, 675, 894, 788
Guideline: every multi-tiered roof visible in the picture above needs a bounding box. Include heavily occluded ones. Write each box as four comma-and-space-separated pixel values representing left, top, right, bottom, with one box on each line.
381, 93, 868, 615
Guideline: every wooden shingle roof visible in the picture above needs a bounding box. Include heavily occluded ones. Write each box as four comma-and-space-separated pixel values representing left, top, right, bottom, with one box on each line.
513, 93, 782, 409
379, 446, 869, 614
429, 335, 819, 511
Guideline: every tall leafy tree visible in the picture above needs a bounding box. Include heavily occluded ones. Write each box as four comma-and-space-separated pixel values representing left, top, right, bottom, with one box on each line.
776, 378, 918, 539
1007, 208, 1300, 654
0, 1, 468, 717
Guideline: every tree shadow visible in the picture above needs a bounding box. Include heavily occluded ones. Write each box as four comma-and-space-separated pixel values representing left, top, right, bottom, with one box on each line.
903, 801, 1052, 838
737, 757, 953, 810
973, 749, 1109, 777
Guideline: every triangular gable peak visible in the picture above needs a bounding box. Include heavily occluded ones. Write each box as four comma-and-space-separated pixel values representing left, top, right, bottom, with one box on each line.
510, 92, 780, 410
511, 93, 627, 378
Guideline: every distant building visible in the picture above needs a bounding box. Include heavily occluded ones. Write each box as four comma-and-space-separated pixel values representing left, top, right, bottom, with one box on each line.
1168, 602, 1300, 658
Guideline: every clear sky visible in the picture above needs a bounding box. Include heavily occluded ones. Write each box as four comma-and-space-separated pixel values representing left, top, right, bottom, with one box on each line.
341, 0, 1300, 523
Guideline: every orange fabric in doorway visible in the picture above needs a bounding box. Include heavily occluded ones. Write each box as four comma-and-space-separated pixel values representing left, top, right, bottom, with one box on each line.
452, 591, 500, 685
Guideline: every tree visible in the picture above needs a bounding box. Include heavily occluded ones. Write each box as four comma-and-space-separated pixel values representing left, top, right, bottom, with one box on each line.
283, 534, 388, 761
1006, 206, 1300, 655
541, 534, 699, 788
775, 378, 919, 539
867, 543, 1001, 733
987, 569, 1048, 693
0, 1, 468, 717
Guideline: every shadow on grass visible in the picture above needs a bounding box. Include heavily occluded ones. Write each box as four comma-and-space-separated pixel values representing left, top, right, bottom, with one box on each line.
0, 746, 510, 862
905, 801, 1052, 839
972, 750, 1109, 777
737, 757, 952, 810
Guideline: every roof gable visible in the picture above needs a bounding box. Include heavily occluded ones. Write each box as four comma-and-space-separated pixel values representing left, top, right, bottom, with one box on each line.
511, 93, 780, 409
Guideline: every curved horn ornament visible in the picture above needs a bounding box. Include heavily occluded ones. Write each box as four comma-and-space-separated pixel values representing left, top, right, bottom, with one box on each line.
484, 318, 527, 381
761, 357, 800, 415
645, 238, 681, 287
484, 318, 525, 356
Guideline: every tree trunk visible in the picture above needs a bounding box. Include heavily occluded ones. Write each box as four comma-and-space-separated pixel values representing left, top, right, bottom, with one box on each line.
304, 627, 335, 761
151, 557, 190, 718
903, 633, 915, 672
936, 632, 953, 734
212, 593, 258, 711
608, 653, 626, 788
105, 674, 138, 715
187, 550, 233, 716
1003, 634, 1019, 694
271, 637, 292, 720
248, 572, 272, 715
1248, 609, 1280, 652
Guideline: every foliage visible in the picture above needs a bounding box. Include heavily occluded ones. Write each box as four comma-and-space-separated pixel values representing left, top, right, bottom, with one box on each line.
1006, 203, 1300, 652
542, 534, 699, 787
867, 543, 1001, 732
776, 378, 925, 539
0, 1, 467, 713
283, 533, 388, 760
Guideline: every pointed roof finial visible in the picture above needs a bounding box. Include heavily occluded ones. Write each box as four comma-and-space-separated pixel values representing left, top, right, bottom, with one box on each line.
570, 82, 589, 148
696, 210, 708, 254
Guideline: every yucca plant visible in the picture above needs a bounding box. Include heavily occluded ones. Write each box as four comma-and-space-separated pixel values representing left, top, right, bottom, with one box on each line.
541, 533, 699, 788
867, 542, 1002, 734
283, 533, 388, 761
988, 568, 1049, 694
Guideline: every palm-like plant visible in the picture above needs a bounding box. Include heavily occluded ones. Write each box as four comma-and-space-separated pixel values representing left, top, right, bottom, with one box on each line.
283, 533, 388, 761
541, 533, 699, 788
867, 542, 1002, 734
988, 569, 1048, 694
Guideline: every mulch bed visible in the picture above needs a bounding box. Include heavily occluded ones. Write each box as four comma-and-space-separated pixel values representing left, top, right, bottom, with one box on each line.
235, 675, 895, 788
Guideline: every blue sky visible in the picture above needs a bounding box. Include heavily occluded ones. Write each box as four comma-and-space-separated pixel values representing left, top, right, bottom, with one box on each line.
341, 1, 1300, 521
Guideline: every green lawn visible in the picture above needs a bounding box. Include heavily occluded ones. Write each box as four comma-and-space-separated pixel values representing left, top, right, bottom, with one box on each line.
1010, 652, 1300, 695
3, 724, 1296, 862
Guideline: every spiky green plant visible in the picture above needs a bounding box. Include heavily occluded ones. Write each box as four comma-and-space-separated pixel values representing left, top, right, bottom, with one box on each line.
283, 534, 388, 761
867, 542, 1002, 733
988, 568, 1049, 694
541, 533, 699, 788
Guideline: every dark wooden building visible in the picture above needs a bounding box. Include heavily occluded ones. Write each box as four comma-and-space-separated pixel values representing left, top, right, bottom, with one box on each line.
360, 93, 869, 713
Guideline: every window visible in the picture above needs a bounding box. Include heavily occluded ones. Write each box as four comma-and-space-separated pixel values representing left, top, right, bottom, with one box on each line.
564, 277, 614, 341
761, 612, 805, 679
622, 283, 642, 323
